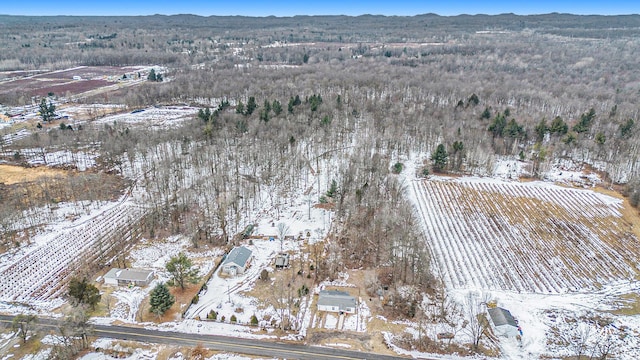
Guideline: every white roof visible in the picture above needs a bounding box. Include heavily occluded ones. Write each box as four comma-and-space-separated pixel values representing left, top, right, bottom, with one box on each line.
104, 268, 153, 282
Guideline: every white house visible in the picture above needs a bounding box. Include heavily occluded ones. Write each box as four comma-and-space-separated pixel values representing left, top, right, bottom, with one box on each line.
487, 307, 520, 337
317, 290, 356, 314
221, 246, 253, 276
103, 268, 154, 287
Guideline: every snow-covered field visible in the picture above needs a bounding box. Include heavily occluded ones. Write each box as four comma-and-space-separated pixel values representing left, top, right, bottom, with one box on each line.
94, 106, 198, 129
410, 176, 638, 293
402, 156, 640, 359
0, 196, 145, 306
4, 147, 98, 170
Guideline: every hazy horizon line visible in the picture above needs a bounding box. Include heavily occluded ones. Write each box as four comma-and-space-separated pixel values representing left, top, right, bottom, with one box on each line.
1, 11, 638, 18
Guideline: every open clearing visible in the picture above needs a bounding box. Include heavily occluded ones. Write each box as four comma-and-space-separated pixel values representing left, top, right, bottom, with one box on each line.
0, 66, 152, 99
410, 177, 640, 293
0, 164, 69, 185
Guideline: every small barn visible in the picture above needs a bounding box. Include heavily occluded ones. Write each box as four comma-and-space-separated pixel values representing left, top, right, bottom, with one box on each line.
317, 290, 356, 314
275, 253, 290, 269
103, 268, 154, 287
221, 246, 253, 276
488, 307, 520, 337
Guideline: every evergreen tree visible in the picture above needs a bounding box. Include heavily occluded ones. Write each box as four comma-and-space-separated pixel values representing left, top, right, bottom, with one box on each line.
573, 108, 596, 133
432, 144, 449, 171
246, 96, 257, 115
288, 97, 295, 114
68, 277, 101, 310
218, 99, 230, 111
452, 141, 464, 171
563, 132, 577, 145
550, 116, 568, 135
147, 69, 157, 81
309, 94, 323, 112
272, 100, 282, 115
149, 283, 175, 317
534, 119, 548, 142
480, 107, 491, 120
326, 180, 338, 198
452, 140, 464, 153
468, 93, 480, 106
488, 113, 506, 137
259, 108, 270, 122
39, 98, 56, 122
236, 101, 245, 114
504, 119, 525, 138
166, 252, 200, 290
620, 118, 635, 138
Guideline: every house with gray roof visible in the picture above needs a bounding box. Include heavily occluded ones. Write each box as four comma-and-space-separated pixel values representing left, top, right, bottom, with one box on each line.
275, 253, 290, 269
221, 246, 253, 276
488, 307, 519, 337
103, 268, 154, 287
317, 290, 356, 314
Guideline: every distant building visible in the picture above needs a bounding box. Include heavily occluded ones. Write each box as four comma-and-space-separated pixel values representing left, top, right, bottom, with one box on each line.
487, 307, 520, 337
221, 246, 253, 276
317, 290, 356, 314
103, 268, 154, 287
275, 253, 290, 269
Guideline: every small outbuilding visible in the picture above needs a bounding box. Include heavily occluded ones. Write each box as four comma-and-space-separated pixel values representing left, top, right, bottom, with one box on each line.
317, 290, 357, 314
221, 246, 253, 276
488, 307, 520, 337
103, 268, 154, 287
275, 253, 290, 269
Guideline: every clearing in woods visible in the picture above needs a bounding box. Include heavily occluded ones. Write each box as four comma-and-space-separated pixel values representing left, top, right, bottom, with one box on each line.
410, 177, 640, 294
0, 164, 69, 185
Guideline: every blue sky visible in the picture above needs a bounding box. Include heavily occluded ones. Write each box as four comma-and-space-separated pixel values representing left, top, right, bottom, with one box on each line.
2, 1, 638, 16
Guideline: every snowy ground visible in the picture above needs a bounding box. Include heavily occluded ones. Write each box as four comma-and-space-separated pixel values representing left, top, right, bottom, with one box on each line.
0, 194, 144, 305
93, 106, 198, 129
4, 147, 98, 170
90, 171, 336, 341
397, 154, 640, 359
184, 196, 332, 333
80, 338, 277, 360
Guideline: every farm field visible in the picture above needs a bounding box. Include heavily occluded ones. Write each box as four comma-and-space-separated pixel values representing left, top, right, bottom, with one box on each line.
0, 65, 153, 99
0, 198, 146, 304
410, 177, 640, 294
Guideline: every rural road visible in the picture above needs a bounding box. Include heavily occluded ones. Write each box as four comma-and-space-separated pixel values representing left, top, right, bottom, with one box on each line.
0, 315, 414, 360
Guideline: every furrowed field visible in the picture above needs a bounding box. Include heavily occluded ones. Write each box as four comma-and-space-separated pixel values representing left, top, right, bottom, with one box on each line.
410, 177, 640, 294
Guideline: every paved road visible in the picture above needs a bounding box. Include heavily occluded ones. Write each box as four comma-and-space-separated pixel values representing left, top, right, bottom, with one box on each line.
0, 315, 411, 359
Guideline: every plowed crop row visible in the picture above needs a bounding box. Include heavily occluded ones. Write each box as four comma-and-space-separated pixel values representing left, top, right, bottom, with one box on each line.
410, 178, 640, 293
